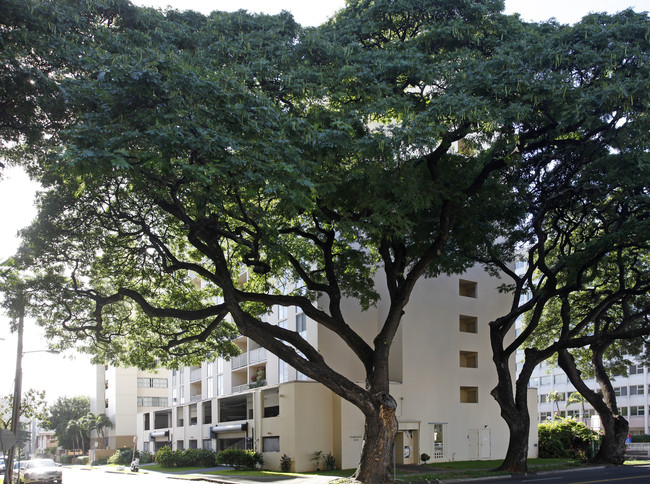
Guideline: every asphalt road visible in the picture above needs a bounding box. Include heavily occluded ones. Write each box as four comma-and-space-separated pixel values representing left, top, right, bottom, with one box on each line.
458, 464, 650, 484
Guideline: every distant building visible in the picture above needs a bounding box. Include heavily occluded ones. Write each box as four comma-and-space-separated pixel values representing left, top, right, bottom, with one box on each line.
91, 365, 170, 450
529, 361, 650, 434
137, 265, 538, 471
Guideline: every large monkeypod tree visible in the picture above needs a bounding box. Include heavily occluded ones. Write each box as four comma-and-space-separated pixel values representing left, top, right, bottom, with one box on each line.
480, 10, 650, 473
7, 0, 649, 481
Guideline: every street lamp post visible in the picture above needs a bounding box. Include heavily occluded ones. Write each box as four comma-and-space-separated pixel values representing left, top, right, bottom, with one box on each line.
3, 301, 59, 484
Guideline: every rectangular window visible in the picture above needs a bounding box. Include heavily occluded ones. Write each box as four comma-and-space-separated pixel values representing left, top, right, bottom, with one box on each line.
177, 440, 184, 451
630, 364, 645, 375
278, 305, 288, 321
172, 388, 178, 405
554, 374, 567, 384
189, 439, 198, 449
630, 385, 645, 396
539, 394, 547, 403
460, 386, 478, 403
172, 370, 177, 387
615, 387, 628, 397
459, 315, 477, 333
137, 397, 168, 407
296, 313, 306, 338
619, 407, 628, 417
137, 377, 168, 388
631, 406, 645, 416
202, 439, 212, 450
144, 413, 150, 431
540, 376, 551, 386
279, 360, 289, 383
179, 368, 185, 385
207, 364, 213, 378
459, 351, 478, 368
180, 386, 185, 404
263, 436, 280, 452
203, 401, 212, 425
217, 358, 224, 375
207, 377, 214, 399
143, 442, 150, 452
459, 280, 477, 298
176, 408, 184, 427
217, 375, 223, 396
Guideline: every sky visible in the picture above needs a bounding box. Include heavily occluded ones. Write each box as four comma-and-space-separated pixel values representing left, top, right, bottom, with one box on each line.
1, 0, 649, 406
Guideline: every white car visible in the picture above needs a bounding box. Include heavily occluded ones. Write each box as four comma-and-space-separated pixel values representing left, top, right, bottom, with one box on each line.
17, 459, 63, 484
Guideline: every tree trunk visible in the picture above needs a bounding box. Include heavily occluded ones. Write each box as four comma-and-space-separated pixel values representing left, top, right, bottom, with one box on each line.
594, 413, 628, 465
352, 393, 398, 484
496, 410, 529, 473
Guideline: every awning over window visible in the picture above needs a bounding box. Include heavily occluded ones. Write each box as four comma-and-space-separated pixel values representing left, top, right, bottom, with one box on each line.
210, 423, 248, 434
149, 430, 169, 439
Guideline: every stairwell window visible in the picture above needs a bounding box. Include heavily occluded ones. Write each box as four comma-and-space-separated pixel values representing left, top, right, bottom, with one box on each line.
460, 386, 479, 403
459, 315, 477, 333
459, 351, 478, 368
459, 280, 477, 298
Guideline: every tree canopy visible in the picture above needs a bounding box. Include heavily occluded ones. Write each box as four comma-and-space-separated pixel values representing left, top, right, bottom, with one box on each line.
44, 396, 90, 450
3, 0, 649, 480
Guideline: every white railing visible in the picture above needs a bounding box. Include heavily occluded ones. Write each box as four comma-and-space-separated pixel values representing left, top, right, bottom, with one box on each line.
190, 394, 202, 403
231, 354, 247, 369
249, 348, 267, 364
190, 368, 202, 382
232, 384, 249, 394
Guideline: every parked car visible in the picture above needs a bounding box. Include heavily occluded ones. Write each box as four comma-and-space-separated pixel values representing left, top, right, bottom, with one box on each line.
0, 457, 5, 471
16, 458, 62, 484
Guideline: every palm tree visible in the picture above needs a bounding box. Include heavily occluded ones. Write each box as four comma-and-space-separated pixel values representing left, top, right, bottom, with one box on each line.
66, 420, 80, 453
547, 391, 564, 417
92, 413, 113, 448
566, 391, 587, 422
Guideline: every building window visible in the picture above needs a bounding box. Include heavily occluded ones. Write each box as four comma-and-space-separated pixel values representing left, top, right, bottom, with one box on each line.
207, 377, 214, 399
180, 386, 185, 404
631, 406, 645, 416
172, 388, 178, 405
459, 351, 478, 368
177, 440, 184, 451
459, 315, 477, 333
553, 374, 566, 384
459, 280, 477, 298
176, 408, 184, 427
539, 412, 553, 421
615, 386, 628, 397
278, 305, 288, 321
460, 386, 478, 403
630, 385, 645, 396
630, 364, 645, 375
144, 413, 150, 431
172, 369, 177, 387
202, 439, 212, 450
207, 364, 213, 378
279, 360, 289, 383
539, 394, 547, 403
137, 377, 168, 388
296, 313, 306, 338
217, 358, 224, 375
540, 376, 551, 386
217, 375, 223, 396
263, 436, 280, 452
137, 397, 168, 407
619, 407, 628, 417
189, 439, 198, 449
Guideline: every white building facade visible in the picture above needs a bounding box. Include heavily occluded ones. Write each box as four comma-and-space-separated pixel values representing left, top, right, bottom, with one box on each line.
137, 265, 538, 471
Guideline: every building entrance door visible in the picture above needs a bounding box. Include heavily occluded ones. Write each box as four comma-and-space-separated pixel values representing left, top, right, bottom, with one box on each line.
430, 423, 446, 460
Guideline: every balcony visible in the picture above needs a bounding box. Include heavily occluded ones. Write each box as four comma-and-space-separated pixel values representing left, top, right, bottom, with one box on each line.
190, 368, 202, 382
231, 354, 247, 369
249, 347, 267, 364
232, 384, 249, 394
190, 394, 202, 403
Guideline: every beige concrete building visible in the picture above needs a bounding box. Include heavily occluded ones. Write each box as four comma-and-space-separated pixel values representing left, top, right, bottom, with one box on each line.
137, 265, 538, 471
92, 365, 170, 450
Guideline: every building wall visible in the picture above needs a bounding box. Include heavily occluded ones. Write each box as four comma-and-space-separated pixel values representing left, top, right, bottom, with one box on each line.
137, 265, 537, 469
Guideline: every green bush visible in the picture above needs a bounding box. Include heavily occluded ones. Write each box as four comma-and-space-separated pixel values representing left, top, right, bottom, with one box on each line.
216, 448, 263, 470
91, 459, 108, 466
538, 418, 597, 460
76, 456, 89, 465
280, 454, 292, 472
155, 446, 175, 468
108, 448, 138, 465
324, 452, 336, 471
631, 434, 650, 442
139, 450, 153, 464
59, 455, 73, 464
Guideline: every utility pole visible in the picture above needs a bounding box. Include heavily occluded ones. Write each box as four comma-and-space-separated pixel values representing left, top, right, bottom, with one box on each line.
4, 292, 24, 484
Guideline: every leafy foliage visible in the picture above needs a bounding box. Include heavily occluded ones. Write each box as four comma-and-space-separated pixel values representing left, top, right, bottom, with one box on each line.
216, 448, 263, 470
154, 446, 219, 468
43, 396, 90, 450
538, 418, 597, 460
0, 389, 48, 430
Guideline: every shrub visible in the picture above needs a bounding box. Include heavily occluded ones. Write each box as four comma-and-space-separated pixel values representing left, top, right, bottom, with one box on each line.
76, 456, 89, 465
59, 455, 73, 464
632, 434, 650, 442
216, 448, 263, 470
280, 454, 292, 472
91, 459, 108, 466
420, 453, 430, 464
139, 450, 153, 464
108, 448, 137, 465
155, 446, 176, 468
324, 452, 336, 471
538, 418, 597, 460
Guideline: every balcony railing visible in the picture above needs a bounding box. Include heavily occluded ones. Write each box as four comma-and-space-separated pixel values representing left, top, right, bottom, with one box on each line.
249, 347, 267, 364
190, 368, 202, 382
231, 354, 247, 369
190, 394, 202, 403
232, 384, 249, 394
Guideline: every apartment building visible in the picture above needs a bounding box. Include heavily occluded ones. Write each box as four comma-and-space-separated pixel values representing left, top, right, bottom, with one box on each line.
531, 361, 650, 434
137, 265, 538, 471
91, 365, 170, 449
